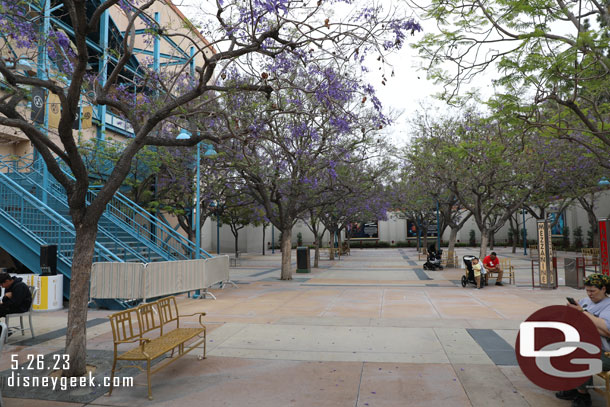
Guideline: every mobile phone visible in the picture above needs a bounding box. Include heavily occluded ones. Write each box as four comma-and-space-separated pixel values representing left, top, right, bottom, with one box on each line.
567, 297, 577, 305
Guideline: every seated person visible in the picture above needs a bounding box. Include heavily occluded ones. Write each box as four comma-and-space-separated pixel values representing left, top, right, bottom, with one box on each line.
0, 273, 32, 318
557, 274, 610, 407
483, 251, 504, 286
472, 257, 482, 289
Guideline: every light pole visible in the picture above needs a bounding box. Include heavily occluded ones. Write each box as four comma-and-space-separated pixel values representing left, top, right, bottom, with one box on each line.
522, 208, 527, 256
176, 129, 217, 259
271, 226, 275, 254
216, 210, 220, 255
417, 219, 421, 250
436, 200, 440, 250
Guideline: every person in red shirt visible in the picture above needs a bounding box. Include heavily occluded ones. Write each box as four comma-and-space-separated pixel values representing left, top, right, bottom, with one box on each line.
483, 252, 504, 286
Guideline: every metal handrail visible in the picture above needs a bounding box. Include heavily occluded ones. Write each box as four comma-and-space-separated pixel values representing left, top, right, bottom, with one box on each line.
0, 156, 147, 262
0, 171, 123, 267
88, 186, 213, 259
1, 153, 212, 260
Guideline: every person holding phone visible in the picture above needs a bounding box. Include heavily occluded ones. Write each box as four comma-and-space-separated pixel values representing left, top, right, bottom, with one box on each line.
557, 274, 610, 407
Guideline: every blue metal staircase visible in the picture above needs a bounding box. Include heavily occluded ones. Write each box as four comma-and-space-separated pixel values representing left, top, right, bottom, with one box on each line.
0, 154, 212, 302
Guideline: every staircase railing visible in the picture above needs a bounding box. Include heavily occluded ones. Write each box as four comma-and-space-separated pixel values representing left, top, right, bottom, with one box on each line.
0, 153, 212, 261
87, 185, 213, 260
0, 155, 147, 262
0, 171, 123, 267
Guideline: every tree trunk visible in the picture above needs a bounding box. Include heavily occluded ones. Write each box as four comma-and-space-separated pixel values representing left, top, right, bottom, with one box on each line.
479, 230, 489, 259
509, 216, 517, 254
280, 228, 292, 280
490, 232, 495, 250
314, 235, 320, 268
587, 212, 600, 249
65, 223, 98, 377
234, 231, 239, 256
329, 230, 336, 260
262, 224, 266, 255
579, 195, 600, 248
447, 227, 460, 254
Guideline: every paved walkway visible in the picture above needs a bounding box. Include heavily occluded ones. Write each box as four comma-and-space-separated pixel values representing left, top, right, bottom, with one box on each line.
0, 247, 602, 406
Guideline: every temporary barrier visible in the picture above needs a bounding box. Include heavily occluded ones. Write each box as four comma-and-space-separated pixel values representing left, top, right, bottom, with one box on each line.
90, 256, 232, 302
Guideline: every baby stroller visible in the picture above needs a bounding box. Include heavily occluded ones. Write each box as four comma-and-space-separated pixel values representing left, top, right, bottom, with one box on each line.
461, 255, 482, 288
423, 244, 443, 270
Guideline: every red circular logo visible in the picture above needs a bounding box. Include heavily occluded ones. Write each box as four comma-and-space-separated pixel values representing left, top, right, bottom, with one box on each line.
516, 305, 601, 390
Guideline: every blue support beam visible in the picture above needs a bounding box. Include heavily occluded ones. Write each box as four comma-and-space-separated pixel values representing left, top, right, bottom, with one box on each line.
132, 48, 188, 63
153, 12, 160, 71
97, 9, 109, 140
38, 0, 50, 205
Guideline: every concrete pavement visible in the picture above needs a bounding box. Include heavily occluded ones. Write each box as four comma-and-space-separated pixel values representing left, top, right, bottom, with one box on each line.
0, 247, 601, 406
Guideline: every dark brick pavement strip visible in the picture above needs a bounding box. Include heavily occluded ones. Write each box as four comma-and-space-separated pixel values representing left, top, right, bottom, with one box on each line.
261, 277, 311, 282
249, 263, 297, 277
467, 328, 518, 366
13, 318, 108, 347
0, 349, 156, 403
414, 268, 433, 281
397, 249, 421, 266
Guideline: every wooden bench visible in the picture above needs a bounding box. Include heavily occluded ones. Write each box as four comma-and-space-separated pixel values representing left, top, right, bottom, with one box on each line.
108, 296, 207, 400
582, 248, 600, 273
340, 242, 350, 256
441, 250, 458, 268
485, 258, 515, 284
418, 247, 428, 261
529, 245, 538, 259
327, 247, 340, 258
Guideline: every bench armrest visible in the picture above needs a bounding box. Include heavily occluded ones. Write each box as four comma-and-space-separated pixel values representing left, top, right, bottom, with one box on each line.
115, 337, 151, 346
179, 312, 207, 327
180, 312, 207, 317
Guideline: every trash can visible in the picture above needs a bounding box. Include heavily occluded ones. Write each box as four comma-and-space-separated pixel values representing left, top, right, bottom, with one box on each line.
40, 244, 58, 275
296, 246, 311, 273
564, 258, 585, 289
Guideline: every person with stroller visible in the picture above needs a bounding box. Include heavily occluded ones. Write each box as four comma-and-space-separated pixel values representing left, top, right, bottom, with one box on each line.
556, 274, 610, 407
483, 252, 503, 286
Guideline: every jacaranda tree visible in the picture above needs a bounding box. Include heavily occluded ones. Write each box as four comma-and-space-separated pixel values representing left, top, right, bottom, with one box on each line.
216, 57, 394, 279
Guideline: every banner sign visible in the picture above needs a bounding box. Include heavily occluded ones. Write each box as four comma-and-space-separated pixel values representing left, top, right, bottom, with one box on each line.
30, 87, 46, 124
350, 221, 378, 239
549, 212, 565, 236
537, 220, 555, 289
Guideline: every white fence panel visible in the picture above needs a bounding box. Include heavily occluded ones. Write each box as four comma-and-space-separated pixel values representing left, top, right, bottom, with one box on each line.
143, 259, 206, 299
204, 256, 230, 288
90, 262, 145, 299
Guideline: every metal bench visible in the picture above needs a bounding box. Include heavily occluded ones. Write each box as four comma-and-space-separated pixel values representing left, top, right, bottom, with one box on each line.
108, 296, 206, 400
229, 252, 241, 267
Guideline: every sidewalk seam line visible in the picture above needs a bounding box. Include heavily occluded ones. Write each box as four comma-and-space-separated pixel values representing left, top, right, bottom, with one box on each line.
354, 362, 365, 407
